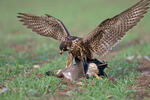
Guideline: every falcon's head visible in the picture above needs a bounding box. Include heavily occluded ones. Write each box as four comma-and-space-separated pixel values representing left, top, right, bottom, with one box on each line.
59, 41, 72, 54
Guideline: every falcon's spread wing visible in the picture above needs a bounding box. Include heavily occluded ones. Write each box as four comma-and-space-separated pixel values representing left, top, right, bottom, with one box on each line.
18, 13, 70, 41
83, 0, 150, 57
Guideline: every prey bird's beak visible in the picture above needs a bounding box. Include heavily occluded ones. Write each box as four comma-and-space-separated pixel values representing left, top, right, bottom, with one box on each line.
60, 50, 63, 55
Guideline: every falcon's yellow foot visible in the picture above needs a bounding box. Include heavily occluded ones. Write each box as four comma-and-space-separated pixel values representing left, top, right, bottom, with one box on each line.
65, 66, 68, 68
65, 65, 70, 68
94, 73, 100, 80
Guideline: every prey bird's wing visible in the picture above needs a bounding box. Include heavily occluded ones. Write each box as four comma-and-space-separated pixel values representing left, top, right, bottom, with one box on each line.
83, 0, 150, 57
18, 13, 70, 41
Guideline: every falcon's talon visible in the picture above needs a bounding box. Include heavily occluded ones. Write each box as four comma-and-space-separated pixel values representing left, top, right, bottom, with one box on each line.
65, 65, 69, 68
94, 73, 100, 80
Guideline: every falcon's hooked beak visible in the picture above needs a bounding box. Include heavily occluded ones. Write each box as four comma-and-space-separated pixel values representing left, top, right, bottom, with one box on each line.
60, 50, 64, 55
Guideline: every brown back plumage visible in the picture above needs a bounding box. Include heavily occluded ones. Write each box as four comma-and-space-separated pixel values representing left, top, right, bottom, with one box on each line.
17, 13, 70, 41
83, 0, 150, 57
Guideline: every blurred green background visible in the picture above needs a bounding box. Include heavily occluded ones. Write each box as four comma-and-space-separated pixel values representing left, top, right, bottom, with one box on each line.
0, 0, 150, 100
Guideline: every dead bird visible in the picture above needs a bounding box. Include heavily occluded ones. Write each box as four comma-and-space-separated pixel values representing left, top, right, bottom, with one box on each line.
56, 61, 85, 81
46, 59, 108, 81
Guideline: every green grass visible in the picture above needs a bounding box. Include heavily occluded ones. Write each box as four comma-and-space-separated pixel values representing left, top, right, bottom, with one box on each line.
0, 0, 150, 100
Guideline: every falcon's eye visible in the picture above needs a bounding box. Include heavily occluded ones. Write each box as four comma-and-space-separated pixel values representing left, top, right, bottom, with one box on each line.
59, 41, 68, 51
62, 47, 67, 51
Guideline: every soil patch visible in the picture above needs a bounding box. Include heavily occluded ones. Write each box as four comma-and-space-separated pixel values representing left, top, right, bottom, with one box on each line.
130, 57, 150, 100
9, 41, 37, 53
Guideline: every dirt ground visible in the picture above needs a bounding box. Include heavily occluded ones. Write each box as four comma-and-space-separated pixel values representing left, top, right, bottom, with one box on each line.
130, 57, 150, 100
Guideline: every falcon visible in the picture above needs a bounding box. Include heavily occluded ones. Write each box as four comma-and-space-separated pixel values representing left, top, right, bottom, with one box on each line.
18, 0, 150, 68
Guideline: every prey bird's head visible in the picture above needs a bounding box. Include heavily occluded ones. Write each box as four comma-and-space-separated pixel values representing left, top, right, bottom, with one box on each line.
59, 41, 71, 54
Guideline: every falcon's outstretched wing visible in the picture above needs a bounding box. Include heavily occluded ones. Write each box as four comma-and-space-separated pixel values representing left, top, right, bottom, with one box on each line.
83, 0, 150, 57
18, 13, 70, 41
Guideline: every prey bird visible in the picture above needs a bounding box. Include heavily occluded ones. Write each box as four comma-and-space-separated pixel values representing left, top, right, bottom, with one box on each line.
18, 0, 150, 69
